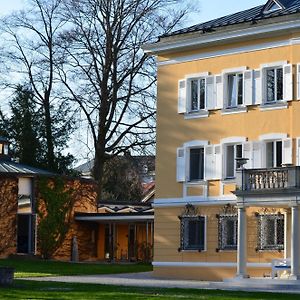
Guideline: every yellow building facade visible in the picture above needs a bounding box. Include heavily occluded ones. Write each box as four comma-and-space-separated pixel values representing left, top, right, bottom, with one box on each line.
144, 0, 300, 281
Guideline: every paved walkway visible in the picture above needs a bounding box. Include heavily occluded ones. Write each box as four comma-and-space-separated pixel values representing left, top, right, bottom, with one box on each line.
21, 272, 300, 294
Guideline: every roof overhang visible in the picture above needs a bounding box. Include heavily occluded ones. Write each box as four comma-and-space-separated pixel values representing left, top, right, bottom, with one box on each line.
75, 213, 154, 223
143, 16, 300, 55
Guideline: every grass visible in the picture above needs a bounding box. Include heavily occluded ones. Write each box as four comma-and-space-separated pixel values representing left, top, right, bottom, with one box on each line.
0, 280, 299, 299
0, 258, 152, 278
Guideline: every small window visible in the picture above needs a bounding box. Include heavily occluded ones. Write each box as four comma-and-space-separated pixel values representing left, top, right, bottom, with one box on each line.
180, 216, 205, 251
265, 140, 282, 168
264, 1, 282, 14
189, 148, 204, 181
257, 214, 284, 251
189, 78, 206, 112
227, 73, 243, 108
225, 144, 243, 179
218, 215, 238, 251
266, 67, 283, 103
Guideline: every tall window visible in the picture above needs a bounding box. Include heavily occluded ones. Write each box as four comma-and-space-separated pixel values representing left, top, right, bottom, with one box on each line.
266, 67, 283, 103
218, 215, 238, 250
265, 140, 282, 168
227, 73, 243, 108
257, 214, 284, 251
189, 148, 204, 181
180, 216, 205, 251
225, 144, 243, 179
190, 78, 206, 111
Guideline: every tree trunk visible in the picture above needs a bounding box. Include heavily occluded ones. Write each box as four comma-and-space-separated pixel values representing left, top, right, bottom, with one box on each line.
44, 99, 56, 171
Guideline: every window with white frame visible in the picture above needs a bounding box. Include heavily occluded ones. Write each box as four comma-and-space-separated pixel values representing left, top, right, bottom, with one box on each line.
218, 214, 238, 251
265, 67, 283, 103
189, 147, 204, 181
257, 214, 284, 251
180, 216, 206, 251
227, 73, 243, 108
265, 140, 282, 168
225, 144, 243, 179
189, 78, 206, 112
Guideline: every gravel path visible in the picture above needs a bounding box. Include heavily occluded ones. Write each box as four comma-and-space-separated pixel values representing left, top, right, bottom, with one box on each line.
20, 272, 300, 294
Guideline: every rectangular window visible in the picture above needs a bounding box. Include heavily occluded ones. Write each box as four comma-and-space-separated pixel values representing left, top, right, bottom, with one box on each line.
266, 67, 283, 103
225, 144, 243, 179
227, 73, 243, 107
189, 78, 206, 112
180, 216, 205, 251
189, 148, 204, 181
257, 214, 284, 251
265, 140, 282, 168
218, 215, 238, 250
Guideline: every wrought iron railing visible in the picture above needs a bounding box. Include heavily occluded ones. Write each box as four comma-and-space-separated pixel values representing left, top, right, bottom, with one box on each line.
237, 166, 300, 191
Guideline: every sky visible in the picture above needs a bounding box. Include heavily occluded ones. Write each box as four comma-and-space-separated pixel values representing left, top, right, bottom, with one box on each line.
0, 1, 267, 22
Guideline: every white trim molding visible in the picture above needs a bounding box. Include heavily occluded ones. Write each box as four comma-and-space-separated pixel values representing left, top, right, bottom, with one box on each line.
153, 196, 237, 208
222, 66, 247, 74
260, 61, 288, 68
221, 136, 247, 144
152, 261, 271, 268
259, 133, 288, 141
185, 72, 209, 79
183, 140, 209, 148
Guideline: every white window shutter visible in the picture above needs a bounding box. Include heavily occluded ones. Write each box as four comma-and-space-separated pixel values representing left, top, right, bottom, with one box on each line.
297, 64, 300, 100
214, 144, 222, 179
206, 75, 215, 110
296, 138, 300, 165
254, 69, 262, 105
282, 138, 293, 165
223, 73, 228, 108
252, 141, 262, 168
243, 70, 253, 106
283, 64, 293, 101
176, 147, 186, 182
178, 79, 187, 114
215, 75, 223, 109
204, 145, 215, 180
243, 142, 252, 169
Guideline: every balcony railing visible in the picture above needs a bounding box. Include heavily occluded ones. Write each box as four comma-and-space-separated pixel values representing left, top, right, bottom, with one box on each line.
237, 166, 300, 192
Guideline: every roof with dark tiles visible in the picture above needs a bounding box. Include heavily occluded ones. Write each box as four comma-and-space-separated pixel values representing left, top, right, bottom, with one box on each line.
161, 0, 300, 39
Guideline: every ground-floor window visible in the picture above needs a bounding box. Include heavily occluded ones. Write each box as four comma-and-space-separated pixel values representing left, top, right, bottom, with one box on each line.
179, 216, 205, 251
257, 213, 284, 251
218, 214, 238, 251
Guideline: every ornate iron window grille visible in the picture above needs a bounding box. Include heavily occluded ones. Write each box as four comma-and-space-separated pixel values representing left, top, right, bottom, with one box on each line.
178, 204, 205, 252
217, 214, 238, 251
256, 213, 284, 251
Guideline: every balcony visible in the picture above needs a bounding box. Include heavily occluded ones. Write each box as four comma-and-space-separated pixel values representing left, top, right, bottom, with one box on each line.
236, 166, 300, 195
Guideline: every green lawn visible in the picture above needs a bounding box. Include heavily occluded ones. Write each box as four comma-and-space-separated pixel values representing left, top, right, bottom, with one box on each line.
0, 258, 152, 278
0, 280, 299, 300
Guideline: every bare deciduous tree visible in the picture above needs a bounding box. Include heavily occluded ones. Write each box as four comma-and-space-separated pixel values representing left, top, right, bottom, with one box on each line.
58, 0, 191, 197
0, 0, 73, 172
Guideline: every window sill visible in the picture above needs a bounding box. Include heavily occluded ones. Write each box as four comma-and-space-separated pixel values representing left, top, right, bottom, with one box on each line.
184, 110, 209, 120
180, 249, 206, 253
259, 101, 288, 111
221, 106, 247, 115
222, 178, 236, 183
186, 180, 206, 186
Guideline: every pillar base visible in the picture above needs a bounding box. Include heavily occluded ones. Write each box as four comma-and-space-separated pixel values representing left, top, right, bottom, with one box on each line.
235, 274, 249, 279
289, 275, 300, 280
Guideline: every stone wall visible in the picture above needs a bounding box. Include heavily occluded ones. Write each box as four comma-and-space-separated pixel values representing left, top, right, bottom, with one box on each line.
0, 178, 18, 258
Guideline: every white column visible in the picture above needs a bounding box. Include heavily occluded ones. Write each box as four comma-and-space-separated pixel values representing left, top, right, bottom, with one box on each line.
291, 206, 299, 279
237, 207, 248, 278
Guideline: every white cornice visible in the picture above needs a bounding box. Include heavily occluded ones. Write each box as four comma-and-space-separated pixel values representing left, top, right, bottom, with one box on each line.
143, 19, 300, 55
153, 196, 236, 208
